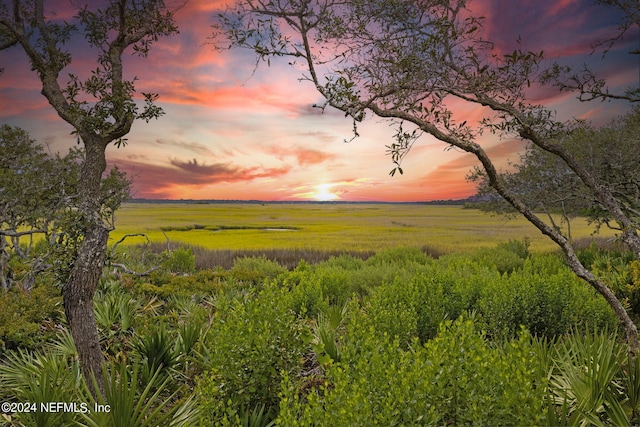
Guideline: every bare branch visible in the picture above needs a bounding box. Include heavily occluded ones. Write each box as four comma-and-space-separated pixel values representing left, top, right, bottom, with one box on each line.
109, 263, 162, 277
0, 229, 47, 237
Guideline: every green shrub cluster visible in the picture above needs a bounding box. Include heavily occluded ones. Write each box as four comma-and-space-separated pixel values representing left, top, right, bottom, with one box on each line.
163, 247, 196, 274
284, 247, 434, 319
283, 245, 616, 345
478, 254, 617, 340
0, 283, 62, 355
229, 255, 287, 286
137, 269, 224, 298
196, 282, 306, 426
576, 244, 640, 319
278, 314, 546, 426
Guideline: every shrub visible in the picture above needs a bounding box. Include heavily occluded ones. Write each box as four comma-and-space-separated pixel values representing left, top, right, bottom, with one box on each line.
497, 237, 531, 259
137, 270, 224, 298
418, 318, 546, 425
365, 246, 432, 267
478, 254, 617, 340
82, 361, 200, 427
365, 274, 446, 347
277, 315, 546, 426
196, 282, 306, 425
468, 246, 526, 274
542, 328, 640, 426
585, 249, 640, 318
283, 269, 329, 318
133, 324, 180, 386
164, 247, 196, 274
300, 265, 353, 307
0, 283, 62, 355
229, 255, 287, 286
94, 286, 139, 333
293, 254, 421, 310
0, 349, 85, 426
321, 253, 366, 270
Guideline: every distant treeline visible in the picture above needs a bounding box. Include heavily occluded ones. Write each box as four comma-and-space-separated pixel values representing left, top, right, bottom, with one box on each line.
126, 197, 480, 206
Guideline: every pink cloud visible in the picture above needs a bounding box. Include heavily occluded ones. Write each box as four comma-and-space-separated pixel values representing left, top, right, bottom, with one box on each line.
110, 157, 292, 199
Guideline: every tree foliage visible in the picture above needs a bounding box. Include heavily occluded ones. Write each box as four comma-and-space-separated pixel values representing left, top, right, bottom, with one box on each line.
0, 125, 130, 290
0, 125, 66, 236
471, 108, 640, 240
215, 0, 640, 350
0, 0, 180, 395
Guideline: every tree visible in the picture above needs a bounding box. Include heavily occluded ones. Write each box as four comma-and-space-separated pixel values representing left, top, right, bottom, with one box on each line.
471, 109, 640, 241
0, 0, 180, 395
0, 125, 57, 290
215, 0, 640, 351
0, 125, 130, 291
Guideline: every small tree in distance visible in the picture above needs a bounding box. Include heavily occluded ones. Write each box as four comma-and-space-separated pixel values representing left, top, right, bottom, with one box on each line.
215, 0, 640, 351
0, 0, 181, 395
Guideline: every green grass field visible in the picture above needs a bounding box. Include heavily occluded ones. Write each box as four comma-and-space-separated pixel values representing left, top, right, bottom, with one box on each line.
110, 202, 617, 254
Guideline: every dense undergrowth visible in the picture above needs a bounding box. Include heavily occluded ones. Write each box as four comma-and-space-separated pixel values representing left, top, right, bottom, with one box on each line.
2, 239, 640, 426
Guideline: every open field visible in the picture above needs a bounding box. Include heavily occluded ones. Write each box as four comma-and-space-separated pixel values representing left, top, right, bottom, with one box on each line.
110, 202, 618, 253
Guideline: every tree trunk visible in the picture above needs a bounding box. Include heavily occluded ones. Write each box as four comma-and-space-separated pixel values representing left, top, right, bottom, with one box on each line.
63, 224, 108, 397
62, 137, 109, 398
0, 235, 9, 291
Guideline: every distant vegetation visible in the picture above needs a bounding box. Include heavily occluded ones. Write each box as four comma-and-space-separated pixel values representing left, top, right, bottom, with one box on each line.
110, 202, 618, 254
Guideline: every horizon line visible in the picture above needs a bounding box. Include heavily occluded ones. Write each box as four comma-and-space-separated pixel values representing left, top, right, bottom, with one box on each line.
125, 197, 480, 205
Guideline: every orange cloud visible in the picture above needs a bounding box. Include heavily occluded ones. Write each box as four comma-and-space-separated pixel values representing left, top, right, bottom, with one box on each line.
265, 145, 337, 166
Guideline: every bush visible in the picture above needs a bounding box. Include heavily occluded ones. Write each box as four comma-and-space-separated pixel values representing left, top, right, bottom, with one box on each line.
0, 349, 85, 426
283, 269, 329, 318
497, 237, 531, 259
82, 361, 200, 427
365, 246, 432, 267
321, 253, 366, 270
196, 282, 306, 425
468, 246, 527, 274
277, 315, 546, 426
299, 265, 353, 307
229, 255, 287, 286
0, 283, 62, 355
365, 273, 446, 346
164, 247, 196, 274
137, 270, 224, 298
541, 328, 640, 426
478, 254, 617, 340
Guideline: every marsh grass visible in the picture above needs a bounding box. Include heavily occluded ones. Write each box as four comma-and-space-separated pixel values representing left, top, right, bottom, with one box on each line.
110, 203, 618, 255
144, 243, 375, 270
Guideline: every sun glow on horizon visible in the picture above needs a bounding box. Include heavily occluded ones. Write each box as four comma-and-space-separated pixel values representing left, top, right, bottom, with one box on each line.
313, 183, 340, 201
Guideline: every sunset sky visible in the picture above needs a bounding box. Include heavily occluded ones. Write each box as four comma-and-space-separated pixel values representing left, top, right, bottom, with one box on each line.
1, 0, 638, 202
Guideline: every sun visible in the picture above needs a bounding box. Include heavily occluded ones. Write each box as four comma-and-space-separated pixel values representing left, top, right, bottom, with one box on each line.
314, 183, 339, 201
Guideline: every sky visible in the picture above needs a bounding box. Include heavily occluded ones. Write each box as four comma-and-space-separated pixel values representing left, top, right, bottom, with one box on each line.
0, 0, 638, 202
